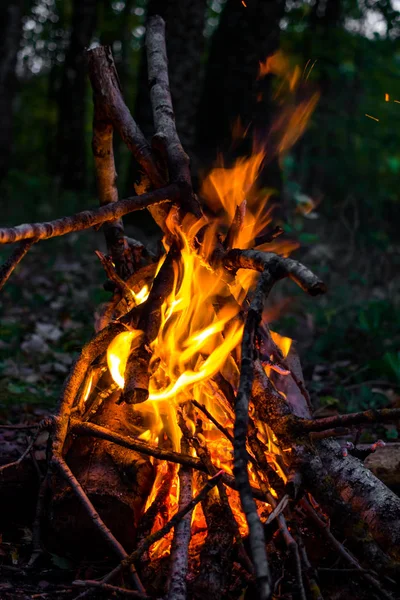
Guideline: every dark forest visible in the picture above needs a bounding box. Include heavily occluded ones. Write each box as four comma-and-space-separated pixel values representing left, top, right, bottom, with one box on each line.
0, 1, 399, 599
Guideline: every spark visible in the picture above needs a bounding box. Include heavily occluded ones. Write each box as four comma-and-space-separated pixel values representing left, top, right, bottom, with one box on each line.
305, 59, 317, 81
242, 0, 247, 5
385, 93, 389, 102
365, 114, 379, 122
302, 59, 311, 80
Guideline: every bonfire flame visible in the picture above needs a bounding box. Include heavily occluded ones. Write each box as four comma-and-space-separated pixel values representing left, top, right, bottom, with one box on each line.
103, 51, 317, 558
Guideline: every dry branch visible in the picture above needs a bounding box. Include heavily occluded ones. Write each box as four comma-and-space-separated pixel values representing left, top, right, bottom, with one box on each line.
73, 580, 154, 599
90, 89, 132, 278
167, 437, 193, 600
234, 269, 275, 600
301, 498, 394, 600
0, 238, 36, 290
52, 322, 128, 457
0, 185, 179, 244
146, 16, 202, 219
100, 471, 223, 585
222, 248, 326, 296
301, 407, 400, 432
87, 45, 170, 231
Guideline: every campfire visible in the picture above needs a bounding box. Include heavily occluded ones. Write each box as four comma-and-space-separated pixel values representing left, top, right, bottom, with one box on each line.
0, 15, 400, 600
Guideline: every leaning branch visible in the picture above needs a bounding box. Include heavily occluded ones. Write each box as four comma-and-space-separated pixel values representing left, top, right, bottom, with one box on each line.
234, 269, 275, 600
146, 16, 202, 219
52, 455, 145, 593
0, 238, 36, 290
222, 249, 326, 296
0, 185, 179, 244
87, 46, 162, 188
101, 471, 223, 585
87, 45, 170, 232
300, 407, 400, 433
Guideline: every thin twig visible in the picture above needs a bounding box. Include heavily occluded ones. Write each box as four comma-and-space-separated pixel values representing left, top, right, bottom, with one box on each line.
28, 474, 49, 567
87, 45, 170, 232
301, 498, 394, 600
0, 238, 36, 290
234, 269, 275, 600
294, 526, 324, 600
146, 16, 202, 219
167, 436, 193, 600
52, 455, 145, 594
0, 418, 51, 473
100, 471, 223, 585
309, 427, 350, 441
73, 580, 154, 599
192, 399, 234, 444
300, 408, 400, 433
277, 515, 307, 600
90, 88, 132, 279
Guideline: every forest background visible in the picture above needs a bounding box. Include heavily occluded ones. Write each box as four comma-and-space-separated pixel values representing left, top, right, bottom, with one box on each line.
0, 0, 399, 445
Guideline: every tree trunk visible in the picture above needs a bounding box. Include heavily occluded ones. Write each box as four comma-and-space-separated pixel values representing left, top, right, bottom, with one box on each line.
0, 0, 24, 183
54, 0, 98, 191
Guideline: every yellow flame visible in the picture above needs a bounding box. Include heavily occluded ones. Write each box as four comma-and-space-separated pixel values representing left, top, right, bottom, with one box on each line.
107, 330, 143, 388
131, 284, 150, 305
270, 330, 292, 358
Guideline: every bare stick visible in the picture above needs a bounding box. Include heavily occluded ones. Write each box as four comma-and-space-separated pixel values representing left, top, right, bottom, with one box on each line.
0, 185, 179, 245
294, 527, 324, 600
301, 407, 400, 433
309, 427, 350, 441
73, 580, 154, 599
277, 515, 306, 600
28, 473, 49, 567
95, 250, 133, 303
0, 417, 52, 473
301, 498, 394, 600
91, 93, 132, 279
146, 16, 201, 219
101, 471, 223, 585
192, 399, 233, 444
70, 418, 202, 469
53, 455, 145, 593
224, 200, 247, 251
179, 411, 253, 574
167, 436, 193, 600
0, 238, 36, 290
234, 270, 275, 600
87, 45, 169, 232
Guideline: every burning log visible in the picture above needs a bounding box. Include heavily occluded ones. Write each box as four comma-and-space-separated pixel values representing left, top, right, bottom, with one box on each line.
1, 14, 400, 600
